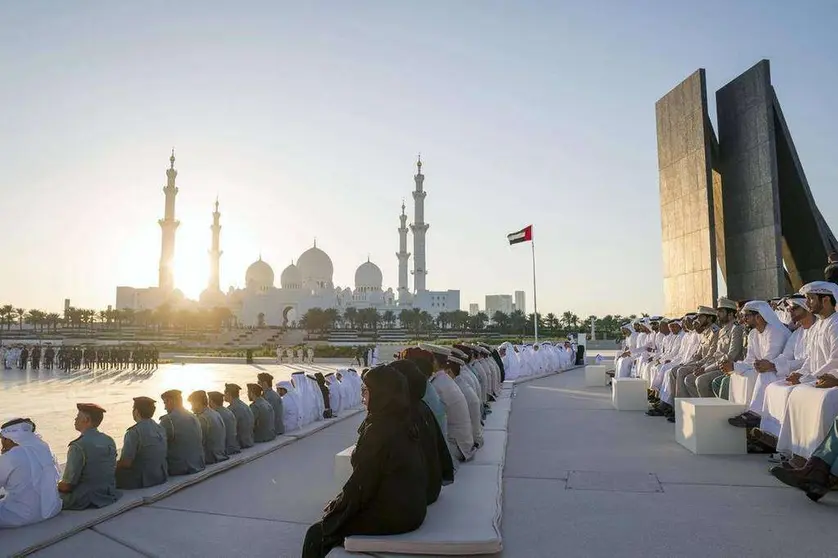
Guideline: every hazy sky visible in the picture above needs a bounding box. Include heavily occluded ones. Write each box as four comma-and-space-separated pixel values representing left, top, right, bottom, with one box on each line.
1, 1, 836, 317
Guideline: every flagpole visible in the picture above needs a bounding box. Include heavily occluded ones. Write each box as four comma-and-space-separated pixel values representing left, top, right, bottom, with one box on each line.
531, 239, 539, 343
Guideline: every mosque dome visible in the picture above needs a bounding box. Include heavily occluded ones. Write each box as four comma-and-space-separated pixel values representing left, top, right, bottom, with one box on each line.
355, 260, 383, 290
280, 262, 302, 289
297, 243, 334, 288
246, 257, 274, 290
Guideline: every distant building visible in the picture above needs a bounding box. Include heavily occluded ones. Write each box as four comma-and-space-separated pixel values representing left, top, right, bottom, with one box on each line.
514, 291, 526, 314
468, 303, 479, 316
485, 295, 513, 317
115, 154, 461, 325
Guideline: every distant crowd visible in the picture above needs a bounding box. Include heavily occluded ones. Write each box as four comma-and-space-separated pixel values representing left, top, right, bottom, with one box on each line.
0, 344, 159, 372
1, 339, 581, 558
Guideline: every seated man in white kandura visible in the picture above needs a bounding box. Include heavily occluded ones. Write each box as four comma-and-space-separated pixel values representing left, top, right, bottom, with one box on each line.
776, 281, 838, 459
0, 418, 62, 528
724, 300, 789, 429
754, 295, 816, 448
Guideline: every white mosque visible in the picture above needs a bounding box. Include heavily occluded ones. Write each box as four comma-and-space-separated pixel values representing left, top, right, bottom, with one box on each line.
116, 152, 460, 326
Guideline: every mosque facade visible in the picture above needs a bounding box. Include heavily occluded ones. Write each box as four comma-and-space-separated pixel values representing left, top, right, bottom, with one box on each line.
115, 153, 460, 326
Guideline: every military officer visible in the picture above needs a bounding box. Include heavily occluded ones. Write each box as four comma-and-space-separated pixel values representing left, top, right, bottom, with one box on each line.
115, 396, 168, 489
188, 390, 228, 465
58, 403, 121, 510
159, 390, 205, 475
257, 372, 285, 435
247, 383, 276, 443
208, 391, 240, 455
224, 383, 255, 449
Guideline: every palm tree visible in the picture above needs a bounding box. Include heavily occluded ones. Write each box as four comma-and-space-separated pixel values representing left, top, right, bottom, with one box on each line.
492, 311, 510, 332
382, 310, 396, 329
398, 309, 414, 330
15, 308, 25, 330
45, 312, 61, 332
323, 308, 340, 330
26, 309, 46, 332
436, 311, 450, 330
343, 307, 359, 329
509, 310, 527, 335
0, 305, 13, 331
545, 313, 558, 332
419, 310, 433, 335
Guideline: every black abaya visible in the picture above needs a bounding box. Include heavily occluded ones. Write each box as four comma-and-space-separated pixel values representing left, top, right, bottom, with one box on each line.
302, 365, 427, 558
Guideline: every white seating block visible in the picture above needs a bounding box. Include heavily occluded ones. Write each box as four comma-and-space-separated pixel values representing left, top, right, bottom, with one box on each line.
675, 399, 747, 455
334, 445, 355, 488
584, 365, 608, 387
611, 378, 648, 411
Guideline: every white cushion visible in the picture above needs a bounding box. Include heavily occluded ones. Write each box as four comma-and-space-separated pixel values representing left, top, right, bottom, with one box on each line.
483, 408, 510, 431
469, 430, 507, 466
343, 463, 503, 555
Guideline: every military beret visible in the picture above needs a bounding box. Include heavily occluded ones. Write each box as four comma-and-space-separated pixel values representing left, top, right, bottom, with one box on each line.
133, 396, 156, 405
161, 389, 182, 399
76, 403, 106, 413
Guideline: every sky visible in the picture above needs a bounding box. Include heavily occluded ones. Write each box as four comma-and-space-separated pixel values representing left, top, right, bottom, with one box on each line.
1, 1, 836, 318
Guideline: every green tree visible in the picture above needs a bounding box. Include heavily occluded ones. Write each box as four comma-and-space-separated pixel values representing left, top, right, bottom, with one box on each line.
45, 312, 61, 332
382, 310, 396, 328
324, 308, 340, 330
26, 309, 46, 332
343, 307, 359, 329
398, 309, 414, 330
492, 311, 510, 332
15, 307, 25, 330
545, 312, 558, 331
509, 310, 527, 335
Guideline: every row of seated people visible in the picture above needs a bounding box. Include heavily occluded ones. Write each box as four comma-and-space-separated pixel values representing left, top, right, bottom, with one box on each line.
0, 370, 363, 529
498, 340, 577, 380
303, 340, 541, 558
616, 280, 838, 502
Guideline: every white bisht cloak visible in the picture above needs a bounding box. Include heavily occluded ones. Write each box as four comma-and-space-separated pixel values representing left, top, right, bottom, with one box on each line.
277, 380, 304, 432
759, 325, 812, 438
728, 302, 789, 412
776, 309, 838, 456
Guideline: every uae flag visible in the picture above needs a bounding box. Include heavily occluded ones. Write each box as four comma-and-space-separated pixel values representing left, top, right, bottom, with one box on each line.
507, 225, 533, 245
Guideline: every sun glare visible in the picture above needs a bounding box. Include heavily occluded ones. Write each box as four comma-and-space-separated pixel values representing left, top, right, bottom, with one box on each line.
174, 252, 208, 301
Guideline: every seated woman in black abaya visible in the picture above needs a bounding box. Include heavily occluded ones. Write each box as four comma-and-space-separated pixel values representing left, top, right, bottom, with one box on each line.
301, 364, 428, 558
389, 358, 455, 504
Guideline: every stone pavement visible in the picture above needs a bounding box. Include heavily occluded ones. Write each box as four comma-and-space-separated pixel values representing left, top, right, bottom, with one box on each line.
499, 368, 836, 558
6, 365, 837, 557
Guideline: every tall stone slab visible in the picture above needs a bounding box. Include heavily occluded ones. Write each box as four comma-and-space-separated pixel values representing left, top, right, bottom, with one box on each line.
717, 60, 838, 298
715, 60, 785, 300
656, 70, 718, 317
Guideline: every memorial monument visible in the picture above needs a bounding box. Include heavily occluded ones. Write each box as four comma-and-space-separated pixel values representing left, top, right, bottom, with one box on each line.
656, 59, 838, 316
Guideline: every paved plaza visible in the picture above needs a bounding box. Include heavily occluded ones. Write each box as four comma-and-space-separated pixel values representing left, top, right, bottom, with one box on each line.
2, 364, 836, 557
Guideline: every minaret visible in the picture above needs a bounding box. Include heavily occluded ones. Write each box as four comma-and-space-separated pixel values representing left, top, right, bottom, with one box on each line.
158, 149, 180, 292
208, 197, 223, 292
410, 154, 429, 293
396, 200, 411, 302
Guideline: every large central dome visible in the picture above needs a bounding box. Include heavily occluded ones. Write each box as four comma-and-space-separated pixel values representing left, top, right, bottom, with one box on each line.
297, 243, 334, 288
245, 257, 274, 291
355, 260, 383, 290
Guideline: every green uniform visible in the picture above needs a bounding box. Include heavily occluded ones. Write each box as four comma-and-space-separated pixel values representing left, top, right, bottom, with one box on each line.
116, 419, 168, 489
250, 397, 276, 443
228, 399, 254, 449
160, 408, 205, 475
61, 428, 121, 510
195, 408, 228, 464
263, 388, 285, 435
215, 405, 241, 455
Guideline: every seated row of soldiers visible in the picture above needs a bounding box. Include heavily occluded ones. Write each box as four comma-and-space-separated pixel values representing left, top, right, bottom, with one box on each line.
58, 373, 287, 510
